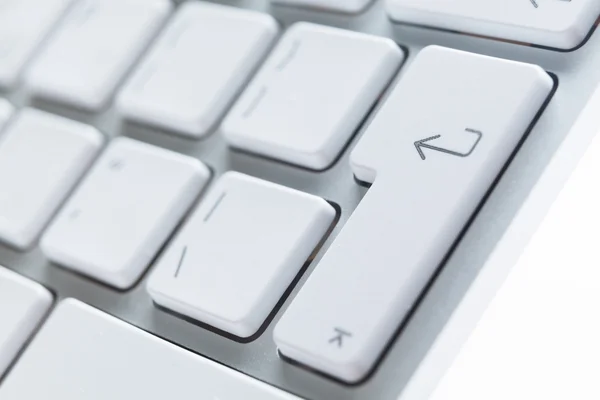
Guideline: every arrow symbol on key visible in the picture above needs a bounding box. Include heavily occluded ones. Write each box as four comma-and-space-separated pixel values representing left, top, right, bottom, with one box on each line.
328, 328, 352, 348
414, 128, 483, 160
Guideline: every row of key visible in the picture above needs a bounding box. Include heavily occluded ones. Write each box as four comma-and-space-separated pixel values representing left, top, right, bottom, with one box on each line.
0, 0, 569, 391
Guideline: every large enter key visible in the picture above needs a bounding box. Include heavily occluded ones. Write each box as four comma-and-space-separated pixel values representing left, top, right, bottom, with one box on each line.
274, 46, 554, 383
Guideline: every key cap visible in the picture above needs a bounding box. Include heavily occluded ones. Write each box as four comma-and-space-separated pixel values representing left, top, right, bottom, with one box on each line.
0, 98, 14, 129
148, 172, 335, 338
271, 0, 373, 13
0, 266, 52, 378
117, 3, 278, 139
222, 22, 403, 170
25, 0, 171, 111
0, 299, 300, 400
41, 137, 209, 289
0, 109, 102, 249
0, 0, 73, 88
386, 0, 600, 50
274, 46, 554, 382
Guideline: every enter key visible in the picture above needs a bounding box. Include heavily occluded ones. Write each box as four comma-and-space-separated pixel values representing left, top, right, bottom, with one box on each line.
274, 46, 554, 384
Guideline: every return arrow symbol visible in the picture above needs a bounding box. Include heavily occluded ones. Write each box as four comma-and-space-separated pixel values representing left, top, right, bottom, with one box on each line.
414, 128, 483, 160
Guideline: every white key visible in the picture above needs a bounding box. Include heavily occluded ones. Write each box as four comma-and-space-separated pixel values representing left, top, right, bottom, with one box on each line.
271, 0, 373, 13
0, 266, 52, 378
117, 2, 278, 138
274, 46, 554, 382
0, 98, 14, 130
0, 0, 73, 88
0, 299, 301, 400
386, 0, 600, 50
148, 172, 335, 338
41, 137, 209, 289
222, 22, 403, 170
25, 0, 171, 111
0, 109, 102, 249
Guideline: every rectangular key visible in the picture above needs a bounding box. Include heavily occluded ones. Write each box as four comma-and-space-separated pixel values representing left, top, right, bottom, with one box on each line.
271, 0, 373, 13
0, 266, 52, 378
0, 0, 73, 88
25, 0, 171, 111
0, 299, 300, 400
117, 2, 278, 138
148, 172, 335, 338
0, 98, 13, 129
386, 0, 600, 50
0, 109, 102, 249
222, 22, 403, 170
41, 137, 210, 289
274, 46, 553, 382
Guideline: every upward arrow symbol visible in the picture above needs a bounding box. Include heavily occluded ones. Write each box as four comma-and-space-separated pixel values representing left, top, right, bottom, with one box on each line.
328, 328, 352, 348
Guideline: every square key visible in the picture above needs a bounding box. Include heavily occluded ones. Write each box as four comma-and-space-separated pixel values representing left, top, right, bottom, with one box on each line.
117, 2, 278, 138
41, 137, 210, 289
147, 172, 335, 338
222, 22, 404, 170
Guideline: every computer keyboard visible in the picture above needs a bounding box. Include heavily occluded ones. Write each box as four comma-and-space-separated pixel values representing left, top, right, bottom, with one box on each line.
0, 0, 598, 399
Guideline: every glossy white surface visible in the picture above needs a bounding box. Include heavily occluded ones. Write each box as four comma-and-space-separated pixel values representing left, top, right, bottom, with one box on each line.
0, 109, 102, 249
386, 0, 600, 49
0, 299, 301, 400
148, 172, 335, 338
41, 137, 209, 289
272, 0, 374, 13
25, 0, 171, 110
275, 46, 553, 383
0, 266, 51, 378
222, 22, 403, 170
118, 2, 278, 138
0, 0, 73, 88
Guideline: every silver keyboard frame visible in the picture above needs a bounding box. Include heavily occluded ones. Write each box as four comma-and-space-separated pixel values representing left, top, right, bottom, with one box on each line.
1, 1, 599, 399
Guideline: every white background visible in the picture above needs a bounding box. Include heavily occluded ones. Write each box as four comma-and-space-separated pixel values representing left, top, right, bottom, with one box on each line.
424, 92, 600, 400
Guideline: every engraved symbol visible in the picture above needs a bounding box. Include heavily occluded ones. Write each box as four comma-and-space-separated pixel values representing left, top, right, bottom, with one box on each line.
530, 0, 571, 8
275, 40, 301, 71
173, 246, 187, 278
328, 328, 352, 348
242, 86, 268, 119
414, 128, 482, 161
203, 192, 227, 223
242, 40, 302, 119
108, 159, 125, 171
